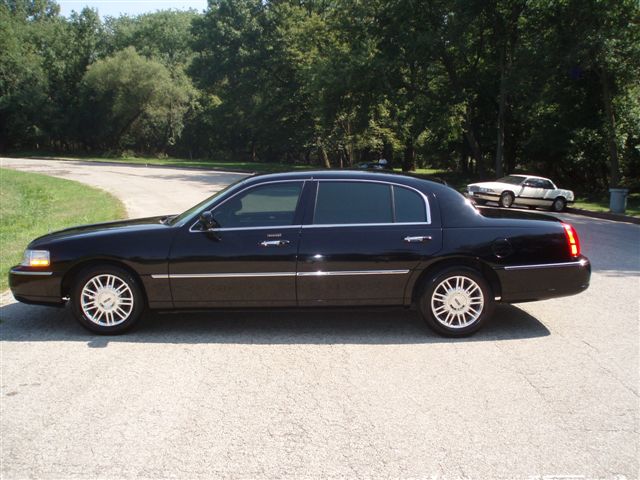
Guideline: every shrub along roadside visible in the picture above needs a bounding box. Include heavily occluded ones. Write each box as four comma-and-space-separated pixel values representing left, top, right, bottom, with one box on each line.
0, 168, 126, 291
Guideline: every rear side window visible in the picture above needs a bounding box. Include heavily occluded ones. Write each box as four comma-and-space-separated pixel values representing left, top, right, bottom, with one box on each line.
314, 182, 393, 224
394, 186, 427, 223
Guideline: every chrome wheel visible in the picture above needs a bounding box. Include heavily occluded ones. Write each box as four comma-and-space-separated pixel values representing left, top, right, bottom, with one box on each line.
430, 275, 484, 329
80, 274, 134, 326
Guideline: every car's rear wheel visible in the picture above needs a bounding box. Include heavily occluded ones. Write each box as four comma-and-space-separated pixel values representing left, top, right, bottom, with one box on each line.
418, 267, 494, 336
499, 191, 514, 208
551, 197, 566, 212
71, 265, 144, 334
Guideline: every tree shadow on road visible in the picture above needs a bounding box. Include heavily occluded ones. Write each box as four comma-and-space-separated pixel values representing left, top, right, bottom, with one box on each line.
0, 302, 549, 347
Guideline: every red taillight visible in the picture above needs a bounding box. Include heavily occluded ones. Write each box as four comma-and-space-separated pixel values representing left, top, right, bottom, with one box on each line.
562, 223, 580, 258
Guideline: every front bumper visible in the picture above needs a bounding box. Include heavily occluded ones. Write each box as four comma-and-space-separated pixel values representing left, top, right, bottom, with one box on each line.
9, 266, 65, 307
495, 256, 591, 303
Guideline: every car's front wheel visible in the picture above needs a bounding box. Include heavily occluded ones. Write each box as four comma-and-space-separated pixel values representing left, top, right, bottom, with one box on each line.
418, 267, 494, 336
499, 191, 515, 208
71, 265, 144, 334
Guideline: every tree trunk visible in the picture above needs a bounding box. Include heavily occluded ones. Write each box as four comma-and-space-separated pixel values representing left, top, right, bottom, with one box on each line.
402, 142, 416, 172
319, 144, 331, 168
600, 71, 620, 187
464, 124, 483, 176
495, 53, 507, 178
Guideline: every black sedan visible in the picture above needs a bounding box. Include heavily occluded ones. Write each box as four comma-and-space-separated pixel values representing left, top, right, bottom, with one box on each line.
9, 171, 591, 336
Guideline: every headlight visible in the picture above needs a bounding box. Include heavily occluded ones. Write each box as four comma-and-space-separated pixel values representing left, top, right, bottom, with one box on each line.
21, 250, 50, 267
479, 187, 494, 193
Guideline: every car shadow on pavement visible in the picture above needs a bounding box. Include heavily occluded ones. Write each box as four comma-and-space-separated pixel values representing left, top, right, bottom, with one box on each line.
0, 302, 549, 346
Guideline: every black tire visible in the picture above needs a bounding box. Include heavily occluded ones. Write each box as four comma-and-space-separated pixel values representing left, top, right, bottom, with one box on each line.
70, 265, 145, 334
551, 197, 566, 212
418, 267, 494, 337
499, 191, 515, 208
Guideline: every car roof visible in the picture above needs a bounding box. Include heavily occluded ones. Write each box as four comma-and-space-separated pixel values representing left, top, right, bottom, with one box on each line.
243, 169, 451, 192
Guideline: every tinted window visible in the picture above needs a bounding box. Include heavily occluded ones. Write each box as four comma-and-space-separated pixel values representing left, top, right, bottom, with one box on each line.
213, 182, 302, 228
394, 186, 426, 222
314, 182, 393, 224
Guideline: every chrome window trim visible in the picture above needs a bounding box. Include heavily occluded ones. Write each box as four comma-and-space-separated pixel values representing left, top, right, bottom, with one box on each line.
301, 222, 429, 229
189, 179, 306, 233
503, 259, 587, 271
312, 179, 431, 226
10, 270, 53, 276
190, 224, 303, 233
151, 269, 410, 279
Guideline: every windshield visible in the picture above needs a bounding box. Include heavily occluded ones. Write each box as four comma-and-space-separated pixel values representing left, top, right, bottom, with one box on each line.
167, 178, 249, 226
496, 175, 526, 185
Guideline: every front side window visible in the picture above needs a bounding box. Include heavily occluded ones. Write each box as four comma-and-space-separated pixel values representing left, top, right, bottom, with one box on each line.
314, 181, 393, 224
212, 182, 303, 228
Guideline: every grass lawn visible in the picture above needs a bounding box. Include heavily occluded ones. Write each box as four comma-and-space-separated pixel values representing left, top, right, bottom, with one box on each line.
0, 168, 126, 291
573, 193, 640, 217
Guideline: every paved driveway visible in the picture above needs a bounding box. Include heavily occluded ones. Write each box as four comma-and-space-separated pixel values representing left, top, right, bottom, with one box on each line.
1, 158, 638, 479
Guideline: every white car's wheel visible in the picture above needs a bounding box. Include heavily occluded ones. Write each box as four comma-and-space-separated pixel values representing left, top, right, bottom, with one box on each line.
551, 197, 566, 212
499, 191, 515, 208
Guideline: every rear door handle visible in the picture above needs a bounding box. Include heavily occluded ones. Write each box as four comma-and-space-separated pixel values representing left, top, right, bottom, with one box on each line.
403, 235, 432, 243
259, 240, 291, 247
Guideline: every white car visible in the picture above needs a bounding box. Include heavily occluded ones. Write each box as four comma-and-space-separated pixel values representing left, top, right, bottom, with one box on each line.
467, 175, 574, 212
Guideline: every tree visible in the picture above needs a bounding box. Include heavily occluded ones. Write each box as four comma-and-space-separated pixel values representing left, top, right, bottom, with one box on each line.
79, 47, 194, 152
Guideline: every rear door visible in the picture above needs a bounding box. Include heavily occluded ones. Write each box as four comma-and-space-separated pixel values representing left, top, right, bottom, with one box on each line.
296, 180, 442, 306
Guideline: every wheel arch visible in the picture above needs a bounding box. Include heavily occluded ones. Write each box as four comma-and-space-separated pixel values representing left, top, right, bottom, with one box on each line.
61, 258, 148, 307
409, 256, 502, 304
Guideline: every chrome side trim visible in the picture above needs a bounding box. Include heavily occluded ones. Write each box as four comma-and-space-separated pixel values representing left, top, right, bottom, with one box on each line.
154, 272, 296, 279
10, 270, 53, 276
503, 259, 587, 271
151, 270, 410, 279
296, 269, 410, 277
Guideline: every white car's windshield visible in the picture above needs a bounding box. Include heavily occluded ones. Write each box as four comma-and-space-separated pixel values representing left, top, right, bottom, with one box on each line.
496, 175, 526, 185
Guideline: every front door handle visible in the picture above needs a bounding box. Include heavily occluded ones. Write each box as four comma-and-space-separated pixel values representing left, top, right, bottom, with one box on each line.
403, 235, 432, 243
259, 240, 291, 247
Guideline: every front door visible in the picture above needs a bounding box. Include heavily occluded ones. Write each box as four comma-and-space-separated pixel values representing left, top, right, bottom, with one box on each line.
168, 181, 306, 307
296, 180, 442, 306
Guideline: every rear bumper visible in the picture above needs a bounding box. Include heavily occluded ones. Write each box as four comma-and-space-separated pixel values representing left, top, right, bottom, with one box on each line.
496, 256, 590, 303
8, 267, 65, 307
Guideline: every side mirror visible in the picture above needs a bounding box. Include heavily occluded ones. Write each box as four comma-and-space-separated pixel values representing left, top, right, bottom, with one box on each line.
199, 211, 220, 230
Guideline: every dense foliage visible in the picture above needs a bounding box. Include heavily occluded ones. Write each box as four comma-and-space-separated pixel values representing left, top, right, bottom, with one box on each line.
1, 0, 638, 192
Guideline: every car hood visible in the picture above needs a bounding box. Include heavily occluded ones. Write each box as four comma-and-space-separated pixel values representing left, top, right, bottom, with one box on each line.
29, 215, 173, 247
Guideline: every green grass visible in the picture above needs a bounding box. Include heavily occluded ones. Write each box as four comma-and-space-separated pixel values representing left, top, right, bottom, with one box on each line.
573, 193, 640, 217
0, 168, 126, 291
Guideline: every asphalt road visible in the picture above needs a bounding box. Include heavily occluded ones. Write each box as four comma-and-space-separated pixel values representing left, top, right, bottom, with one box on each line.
1, 158, 638, 479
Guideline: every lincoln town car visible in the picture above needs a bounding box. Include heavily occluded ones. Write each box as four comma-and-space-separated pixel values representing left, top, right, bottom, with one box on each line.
9, 171, 590, 336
